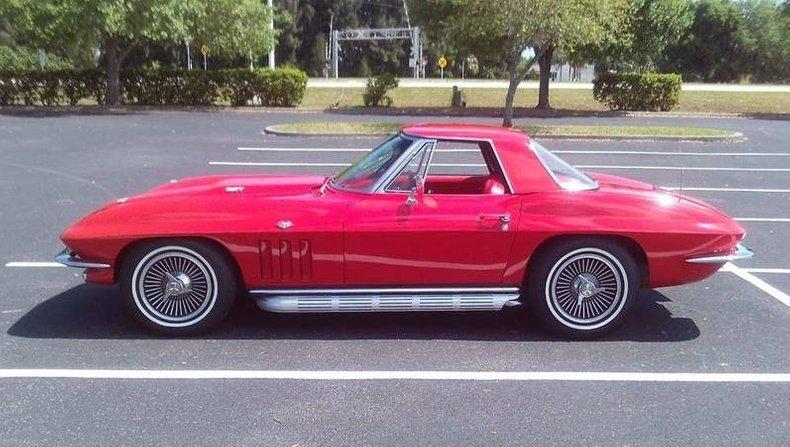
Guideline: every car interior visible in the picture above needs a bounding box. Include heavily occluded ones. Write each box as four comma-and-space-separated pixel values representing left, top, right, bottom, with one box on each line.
387, 139, 508, 195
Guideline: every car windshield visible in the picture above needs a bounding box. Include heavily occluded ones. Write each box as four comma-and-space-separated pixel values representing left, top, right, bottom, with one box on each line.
531, 141, 598, 191
331, 134, 414, 192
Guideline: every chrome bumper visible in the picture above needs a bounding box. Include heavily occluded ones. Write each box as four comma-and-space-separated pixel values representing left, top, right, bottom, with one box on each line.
55, 249, 111, 269
686, 244, 754, 264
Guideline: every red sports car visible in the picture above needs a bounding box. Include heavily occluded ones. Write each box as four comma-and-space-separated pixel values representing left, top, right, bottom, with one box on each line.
57, 123, 752, 338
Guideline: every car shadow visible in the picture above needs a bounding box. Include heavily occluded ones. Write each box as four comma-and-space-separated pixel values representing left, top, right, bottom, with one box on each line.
7, 284, 700, 342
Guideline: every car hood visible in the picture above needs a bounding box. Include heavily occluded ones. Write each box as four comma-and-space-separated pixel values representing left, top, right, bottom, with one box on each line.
141, 174, 327, 199
62, 174, 331, 243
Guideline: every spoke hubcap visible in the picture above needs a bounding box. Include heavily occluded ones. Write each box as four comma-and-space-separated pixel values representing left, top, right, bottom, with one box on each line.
132, 247, 217, 327
546, 248, 628, 330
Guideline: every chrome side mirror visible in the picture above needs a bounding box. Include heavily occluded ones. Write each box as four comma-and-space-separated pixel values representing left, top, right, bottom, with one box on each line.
406, 174, 425, 206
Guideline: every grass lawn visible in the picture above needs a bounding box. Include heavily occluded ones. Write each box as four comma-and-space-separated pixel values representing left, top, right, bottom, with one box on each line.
269, 121, 740, 139
302, 87, 790, 115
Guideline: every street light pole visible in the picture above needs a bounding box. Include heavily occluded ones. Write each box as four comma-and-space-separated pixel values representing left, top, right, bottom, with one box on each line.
268, 0, 275, 68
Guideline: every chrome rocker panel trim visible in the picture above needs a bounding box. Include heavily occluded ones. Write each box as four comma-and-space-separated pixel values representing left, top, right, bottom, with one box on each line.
685, 244, 754, 264
251, 287, 521, 313
55, 249, 111, 269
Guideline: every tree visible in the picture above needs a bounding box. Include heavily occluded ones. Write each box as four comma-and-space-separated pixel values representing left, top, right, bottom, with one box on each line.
576, 0, 692, 72
3, 0, 275, 105
659, 0, 751, 82
415, 0, 626, 125
738, 0, 790, 83
528, 0, 627, 109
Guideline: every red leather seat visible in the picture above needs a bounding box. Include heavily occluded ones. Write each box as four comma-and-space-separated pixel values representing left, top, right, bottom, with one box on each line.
483, 176, 506, 195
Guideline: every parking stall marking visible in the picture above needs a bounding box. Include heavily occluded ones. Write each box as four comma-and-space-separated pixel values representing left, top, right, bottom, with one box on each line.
0, 369, 789, 382
575, 165, 790, 172
671, 188, 790, 193
211, 161, 790, 173
721, 263, 790, 308
735, 218, 790, 223
242, 147, 790, 157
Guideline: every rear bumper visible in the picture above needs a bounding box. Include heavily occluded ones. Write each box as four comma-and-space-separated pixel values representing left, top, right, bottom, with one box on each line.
685, 244, 754, 264
55, 248, 111, 269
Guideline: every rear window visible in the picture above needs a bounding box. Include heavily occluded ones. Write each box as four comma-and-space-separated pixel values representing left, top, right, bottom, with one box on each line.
530, 141, 598, 191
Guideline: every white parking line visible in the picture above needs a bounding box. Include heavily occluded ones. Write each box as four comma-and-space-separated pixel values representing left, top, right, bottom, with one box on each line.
735, 218, 790, 223
665, 187, 790, 193
239, 147, 369, 152
239, 147, 479, 153
242, 147, 790, 157
5, 262, 63, 268
210, 161, 484, 168
554, 151, 790, 157
576, 165, 790, 172
0, 368, 788, 382
735, 268, 790, 274
722, 262, 790, 307
214, 161, 790, 173
210, 161, 350, 167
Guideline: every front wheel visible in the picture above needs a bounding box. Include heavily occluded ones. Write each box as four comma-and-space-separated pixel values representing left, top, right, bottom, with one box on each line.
120, 240, 237, 335
526, 240, 640, 339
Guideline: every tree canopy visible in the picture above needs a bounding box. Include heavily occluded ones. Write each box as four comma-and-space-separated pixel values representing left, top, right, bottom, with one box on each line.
2, 0, 276, 104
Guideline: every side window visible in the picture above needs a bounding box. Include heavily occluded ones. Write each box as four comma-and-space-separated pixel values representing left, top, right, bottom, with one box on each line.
428, 141, 489, 176
385, 142, 432, 192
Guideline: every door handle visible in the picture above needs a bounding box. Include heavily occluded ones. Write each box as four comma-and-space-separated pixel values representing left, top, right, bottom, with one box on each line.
479, 213, 511, 223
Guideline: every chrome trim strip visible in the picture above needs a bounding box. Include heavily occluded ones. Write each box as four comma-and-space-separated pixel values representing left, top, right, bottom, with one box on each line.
55, 249, 111, 269
329, 133, 417, 194
686, 244, 754, 264
250, 287, 520, 295
253, 287, 521, 313
374, 138, 436, 193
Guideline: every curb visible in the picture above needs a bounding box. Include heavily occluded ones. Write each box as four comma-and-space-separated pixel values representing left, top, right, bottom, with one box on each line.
264, 125, 744, 142
2, 105, 787, 121
0, 105, 324, 115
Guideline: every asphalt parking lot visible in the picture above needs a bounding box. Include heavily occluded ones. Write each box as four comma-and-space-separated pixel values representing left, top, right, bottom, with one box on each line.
0, 110, 788, 445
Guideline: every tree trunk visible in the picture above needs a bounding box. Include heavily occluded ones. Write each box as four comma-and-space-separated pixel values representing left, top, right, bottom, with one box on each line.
537, 44, 554, 110
104, 38, 122, 106
502, 56, 521, 127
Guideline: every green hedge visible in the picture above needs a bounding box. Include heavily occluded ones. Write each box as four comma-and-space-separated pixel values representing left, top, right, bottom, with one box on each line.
0, 68, 307, 107
593, 72, 682, 111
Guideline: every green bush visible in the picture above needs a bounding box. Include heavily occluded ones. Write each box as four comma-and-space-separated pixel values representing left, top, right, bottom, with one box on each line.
218, 68, 307, 106
593, 72, 682, 111
0, 67, 307, 107
0, 69, 104, 106
122, 69, 220, 105
363, 74, 399, 107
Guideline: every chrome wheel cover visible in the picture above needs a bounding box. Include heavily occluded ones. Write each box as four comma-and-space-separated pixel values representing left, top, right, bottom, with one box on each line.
545, 247, 628, 331
131, 246, 218, 328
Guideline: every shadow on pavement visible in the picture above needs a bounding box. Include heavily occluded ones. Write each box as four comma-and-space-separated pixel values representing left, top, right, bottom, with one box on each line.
8, 284, 699, 342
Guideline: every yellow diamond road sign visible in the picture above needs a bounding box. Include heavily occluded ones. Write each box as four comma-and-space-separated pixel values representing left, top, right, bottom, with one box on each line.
437, 56, 447, 69
200, 45, 210, 56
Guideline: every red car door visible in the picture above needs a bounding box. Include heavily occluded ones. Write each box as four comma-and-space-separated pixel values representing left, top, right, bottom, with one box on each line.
343, 192, 522, 286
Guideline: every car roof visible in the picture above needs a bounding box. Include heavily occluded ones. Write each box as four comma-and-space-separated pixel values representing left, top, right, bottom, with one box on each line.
401, 122, 531, 145
401, 122, 555, 194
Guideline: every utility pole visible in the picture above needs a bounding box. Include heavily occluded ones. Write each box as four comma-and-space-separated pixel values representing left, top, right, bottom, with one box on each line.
268, 0, 275, 68
185, 40, 192, 70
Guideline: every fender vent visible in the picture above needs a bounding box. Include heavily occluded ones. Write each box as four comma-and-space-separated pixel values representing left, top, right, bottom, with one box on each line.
260, 239, 313, 280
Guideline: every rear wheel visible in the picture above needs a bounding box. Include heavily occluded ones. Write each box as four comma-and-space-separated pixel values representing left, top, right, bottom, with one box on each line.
527, 240, 639, 339
120, 240, 237, 335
